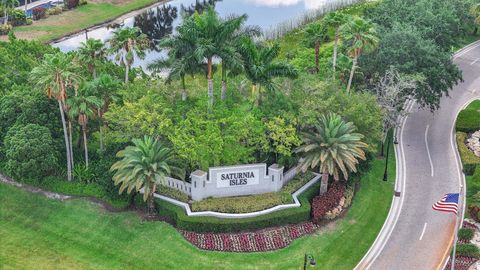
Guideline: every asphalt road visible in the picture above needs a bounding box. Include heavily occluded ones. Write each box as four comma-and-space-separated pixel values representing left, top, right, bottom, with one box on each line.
357, 42, 480, 270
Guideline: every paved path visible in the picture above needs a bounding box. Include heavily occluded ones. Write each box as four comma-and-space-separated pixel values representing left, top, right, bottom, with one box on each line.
357, 42, 480, 269
15, 0, 51, 11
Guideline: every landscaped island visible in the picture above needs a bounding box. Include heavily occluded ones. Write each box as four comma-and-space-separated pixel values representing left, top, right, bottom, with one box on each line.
0, 0, 478, 268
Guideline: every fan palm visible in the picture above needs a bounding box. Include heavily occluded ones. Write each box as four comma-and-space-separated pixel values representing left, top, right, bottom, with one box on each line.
295, 113, 368, 194
109, 27, 150, 84
67, 90, 103, 168
77, 38, 106, 79
239, 37, 298, 106
303, 21, 328, 74
323, 11, 348, 75
341, 17, 379, 93
111, 136, 185, 216
30, 53, 82, 181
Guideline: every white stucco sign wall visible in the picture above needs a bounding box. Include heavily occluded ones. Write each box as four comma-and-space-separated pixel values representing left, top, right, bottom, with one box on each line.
215, 168, 260, 188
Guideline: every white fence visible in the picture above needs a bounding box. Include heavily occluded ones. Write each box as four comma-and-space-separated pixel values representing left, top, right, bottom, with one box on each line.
164, 177, 192, 196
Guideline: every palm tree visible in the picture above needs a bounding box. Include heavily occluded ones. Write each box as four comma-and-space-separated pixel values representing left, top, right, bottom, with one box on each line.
149, 33, 200, 101
2, 0, 19, 25
109, 27, 150, 84
341, 17, 379, 93
183, 6, 247, 106
77, 38, 106, 79
303, 21, 328, 74
239, 38, 298, 105
324, 11, 348, 75
110, 136, 185, 216
67, 89, 103, 168
30, 53, 82, 181
295, 113, 368, 194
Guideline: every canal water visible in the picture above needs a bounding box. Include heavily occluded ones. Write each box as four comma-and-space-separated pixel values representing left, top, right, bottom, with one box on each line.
53, 0, 357, 70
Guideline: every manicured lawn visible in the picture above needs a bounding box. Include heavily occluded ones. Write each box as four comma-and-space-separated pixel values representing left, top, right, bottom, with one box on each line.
0, 145, 394, 270
9, 0, 159, 43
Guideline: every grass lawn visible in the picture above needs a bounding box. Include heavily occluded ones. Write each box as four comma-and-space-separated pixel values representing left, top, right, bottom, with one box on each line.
0, 143, 394, 270
7, 0, 160, 43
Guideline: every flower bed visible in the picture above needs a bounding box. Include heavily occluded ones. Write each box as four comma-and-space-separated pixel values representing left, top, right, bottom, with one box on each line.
180, 222, 317, 252
445, 256, 477, 270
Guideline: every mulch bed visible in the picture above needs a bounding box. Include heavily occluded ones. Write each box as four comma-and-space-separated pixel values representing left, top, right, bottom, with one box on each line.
180, 222, 317, 252
445, 256, 477, 270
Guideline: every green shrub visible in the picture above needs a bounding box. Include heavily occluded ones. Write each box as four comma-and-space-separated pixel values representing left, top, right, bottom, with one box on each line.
46, 6, 63, 15
456, 132, 480, 174
456, 100, 480, 132
0, 24, 12, 35
156, 182, 319, 233
456, 243, 480, 258
458, 228, 475, 241
190, 172, 315, 213
73, 163, 96, 184
158, 185, 190, 203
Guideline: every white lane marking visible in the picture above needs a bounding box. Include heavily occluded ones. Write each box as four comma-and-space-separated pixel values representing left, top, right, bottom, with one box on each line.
425, 125, 434, 177
419, 223, 428, 240
455, 41, 480, 59
471, 58, 480, 65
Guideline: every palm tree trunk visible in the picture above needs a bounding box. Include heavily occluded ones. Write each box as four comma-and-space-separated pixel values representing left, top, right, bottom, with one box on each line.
93, 67, 97, 80
98, 110, 104, 152
4, 10, 7, 25
315, 40, 320, 74
346, 57, 357, 93
207, 57, 214, 106
333, 28, 339, 75
83, 124, 89, 168
181, 75, 187, 101
58, 100, 72, 181
68, 119, 74, 174
320, 173, 329, 194
148, 182, 156, 216
221, 60, 227, 100
24, 0, 28, 14
125, 64, 130, 84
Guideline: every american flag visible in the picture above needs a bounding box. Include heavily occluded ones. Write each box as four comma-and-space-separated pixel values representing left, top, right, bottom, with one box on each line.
432, 193, 460, 215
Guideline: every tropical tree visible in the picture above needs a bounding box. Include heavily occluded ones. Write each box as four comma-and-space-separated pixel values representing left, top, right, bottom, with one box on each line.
110, 136, 185, 216
148, 33, 200, 101
341, 17, 379, 93
77, 38, 106, 79
239, 38, 298, 105
182, 6, 247, 106
303, 21, 328, 73
471, 3, 480, 34
109, 27, 150, 84
30, 53, 81, 181
1, 0, 19, 25
295, 113, 368, 194
323, 11, 348, 75
67, 89, 103, 168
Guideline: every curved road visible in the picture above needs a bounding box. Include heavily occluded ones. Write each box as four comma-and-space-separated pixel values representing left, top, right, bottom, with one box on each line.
357, 42, 480, 269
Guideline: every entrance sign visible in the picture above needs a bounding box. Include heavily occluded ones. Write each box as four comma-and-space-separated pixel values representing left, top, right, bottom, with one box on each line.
216, 168, 260, 188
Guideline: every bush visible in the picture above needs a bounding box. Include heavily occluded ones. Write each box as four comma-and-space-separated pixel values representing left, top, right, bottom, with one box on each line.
32, 7, 47, 20
79, 0, 87, 5
10, 10, 27, 26
311, 182, 345, 223
190, 172, 315, 213
456, 100, 480, 133
469, 204, 480, 222
456, 244, 480, 258
456, 132, 480, 174
65, 0, 79, 9
458, 228, 475, 241
46, 6, 63, 15
158, 185, 190, 203
0, 24, 12, 35
4, 124, 58, 180
73, 163, 96, 184
154, 182, 319, 233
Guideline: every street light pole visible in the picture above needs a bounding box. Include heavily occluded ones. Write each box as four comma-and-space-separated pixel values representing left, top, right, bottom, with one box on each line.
383, 134, 391, 182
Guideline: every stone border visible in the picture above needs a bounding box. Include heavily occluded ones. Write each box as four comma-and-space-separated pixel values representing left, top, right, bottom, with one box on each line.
151, 173, 321, 219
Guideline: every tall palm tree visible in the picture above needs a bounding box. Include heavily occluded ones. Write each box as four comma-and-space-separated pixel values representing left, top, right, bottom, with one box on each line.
148, 32, 200, 101
303, 21, 328, 74
239, 37, 298, 105
324, 11, 348, 75
295, 113, 368, 194
109, 27, 150, 84
2, 0, 19, 25
77, 38, 106, 79
341, 17, 379, 93
182, 6, 246, 106
30, 53, 82, 181
110, 136, 185, 216
67, 89, 103, 168
87, 73, 121, 151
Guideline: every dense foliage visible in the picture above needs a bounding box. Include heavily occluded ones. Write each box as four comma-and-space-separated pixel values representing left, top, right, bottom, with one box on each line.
456, 100, 480, 132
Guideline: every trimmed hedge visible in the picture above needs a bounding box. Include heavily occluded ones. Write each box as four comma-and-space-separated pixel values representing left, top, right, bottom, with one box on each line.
155, 182, 320, 233
458, 228, 475, 241
456, 132, 480, 175
456, 100, 480, 133
456, 243, 480, 258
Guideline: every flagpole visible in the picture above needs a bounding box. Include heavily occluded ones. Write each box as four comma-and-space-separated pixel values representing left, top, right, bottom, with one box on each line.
451, 185, 464, 270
